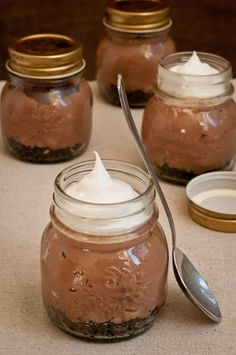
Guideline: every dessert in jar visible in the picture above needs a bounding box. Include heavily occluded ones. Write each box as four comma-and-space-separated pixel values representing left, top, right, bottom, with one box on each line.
1, 34, 92, 163
41, 152, 168, 341
96, 0, 176, 107
142, 51, 236, 184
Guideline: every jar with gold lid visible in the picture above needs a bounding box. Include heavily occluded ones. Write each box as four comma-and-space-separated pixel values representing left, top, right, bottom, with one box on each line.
142, 51, 236, 184
41, 158, 168, 341
96, 0, 176, 107
1, 34, 92, 163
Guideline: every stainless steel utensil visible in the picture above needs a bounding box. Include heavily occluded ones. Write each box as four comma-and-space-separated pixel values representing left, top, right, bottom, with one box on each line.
117, 74, 221, 323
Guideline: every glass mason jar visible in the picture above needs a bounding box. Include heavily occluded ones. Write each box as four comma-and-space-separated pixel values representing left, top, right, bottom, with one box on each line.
1, 34, 92, 163
96, 0, 176, 108
142, 52, 236, 184
41, 160, 169, 341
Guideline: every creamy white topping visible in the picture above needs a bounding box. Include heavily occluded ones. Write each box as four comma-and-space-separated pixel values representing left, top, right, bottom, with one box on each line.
66, 151, 138, 203
157, 51, 225, 99
170, 51, 219, 75
55, 152, 151, 235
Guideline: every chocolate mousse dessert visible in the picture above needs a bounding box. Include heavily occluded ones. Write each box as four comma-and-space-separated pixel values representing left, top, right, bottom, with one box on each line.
96, 0, 175, 107
1, 34, 92, 163
142, 51, 236, 183
142, 97, 236, 183
41, 213, 168, 340
41, 156, 169, 341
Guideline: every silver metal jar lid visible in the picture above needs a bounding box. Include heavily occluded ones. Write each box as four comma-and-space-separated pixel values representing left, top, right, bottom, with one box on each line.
186, 171, 236, 232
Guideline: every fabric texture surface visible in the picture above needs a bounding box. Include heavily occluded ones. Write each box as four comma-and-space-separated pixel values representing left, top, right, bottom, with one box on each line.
0, 81, 235, 355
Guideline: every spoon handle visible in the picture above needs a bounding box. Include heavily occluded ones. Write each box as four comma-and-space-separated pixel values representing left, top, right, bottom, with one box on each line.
117, 74, 176, 249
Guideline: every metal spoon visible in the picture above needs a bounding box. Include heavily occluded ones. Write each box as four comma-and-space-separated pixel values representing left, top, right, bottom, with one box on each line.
117, 74, 221, 323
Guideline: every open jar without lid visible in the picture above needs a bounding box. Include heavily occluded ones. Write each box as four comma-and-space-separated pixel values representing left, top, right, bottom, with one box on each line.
96, 0, 176, 108
142, 51, 236, 184
0, 34, 92, 163
186, 171, 236, 232
41, 160, 168, 341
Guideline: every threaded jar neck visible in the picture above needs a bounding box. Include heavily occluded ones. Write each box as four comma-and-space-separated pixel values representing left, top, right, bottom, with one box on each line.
156, 51, 233, 106
53, 160, 157, 236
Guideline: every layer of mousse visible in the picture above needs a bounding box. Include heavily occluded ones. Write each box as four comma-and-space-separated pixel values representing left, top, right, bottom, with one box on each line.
96, 35, 175, 93
41, 153, 168, 331
41, 216, 168, 325
142, 96, 236, 174
1, 78, 92, 150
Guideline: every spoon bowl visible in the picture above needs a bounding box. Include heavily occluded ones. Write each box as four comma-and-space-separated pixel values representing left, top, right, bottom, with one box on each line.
117, 74, 221, 323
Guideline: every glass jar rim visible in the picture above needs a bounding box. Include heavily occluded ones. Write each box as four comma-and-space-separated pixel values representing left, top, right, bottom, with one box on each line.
54, 158, 154, 208
159, 51, 232, 78
157, 51, 233, 100
53, 159, 156, 235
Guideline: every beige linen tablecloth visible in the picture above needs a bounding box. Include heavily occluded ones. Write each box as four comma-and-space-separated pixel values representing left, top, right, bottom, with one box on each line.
0, 81, 236, 355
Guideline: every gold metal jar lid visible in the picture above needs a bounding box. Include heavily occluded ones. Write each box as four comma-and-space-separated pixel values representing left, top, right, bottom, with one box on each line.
186, 172, 236, 233
104, 0, 171, 33
7, 33, 85, 78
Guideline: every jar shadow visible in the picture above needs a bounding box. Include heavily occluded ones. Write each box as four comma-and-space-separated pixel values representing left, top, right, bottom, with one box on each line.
18, 280, 73, 339
164, 286, 217, 325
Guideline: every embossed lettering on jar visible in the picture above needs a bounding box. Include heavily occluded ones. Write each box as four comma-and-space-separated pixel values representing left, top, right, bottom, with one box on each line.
1, 34, 92, 163
40, 159, 168, 341
142, 51, 236, 184
96, 0, 175, 107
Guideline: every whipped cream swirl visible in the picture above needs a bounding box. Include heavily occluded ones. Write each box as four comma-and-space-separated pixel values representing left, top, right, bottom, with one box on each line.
54, 152, 153, 235
66, 151, 138, 203
170, 51, 219, 75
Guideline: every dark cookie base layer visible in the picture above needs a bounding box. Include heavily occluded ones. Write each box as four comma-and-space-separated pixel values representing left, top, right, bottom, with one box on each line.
5, 137, 85, 163
44, 302, 161, 342
155, 161, 234, 185
98, 83, 153, 108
